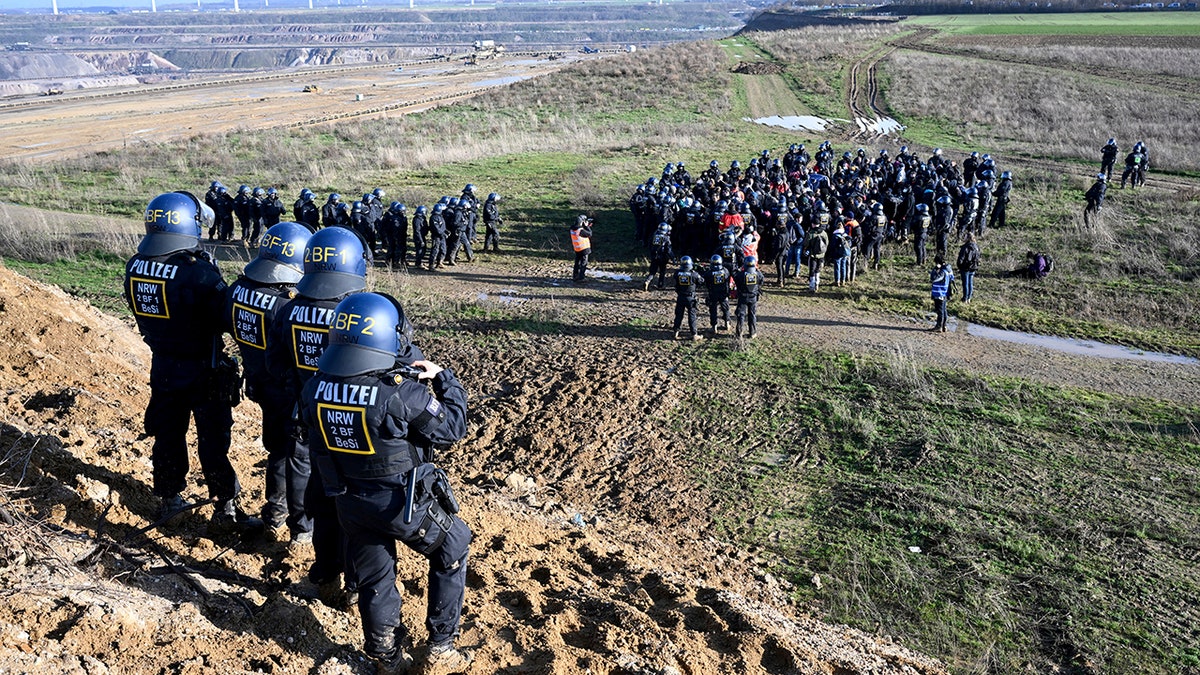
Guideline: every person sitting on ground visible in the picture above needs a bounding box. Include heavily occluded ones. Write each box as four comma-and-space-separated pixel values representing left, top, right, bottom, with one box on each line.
1010, 250, 1052, 279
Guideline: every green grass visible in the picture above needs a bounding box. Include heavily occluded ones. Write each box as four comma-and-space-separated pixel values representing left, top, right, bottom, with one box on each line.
906, 12, 1200, 36
2, 251, 129, 315
671, 339, 1200, 674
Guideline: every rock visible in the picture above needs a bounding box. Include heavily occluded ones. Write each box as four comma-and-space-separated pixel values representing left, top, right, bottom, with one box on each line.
812, 573, 822, 589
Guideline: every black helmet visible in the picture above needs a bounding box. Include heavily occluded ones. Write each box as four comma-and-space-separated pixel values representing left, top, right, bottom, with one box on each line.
296, 227, 369, 300
245, 222, 312, 285
351, 200, 364, 214
139, 191, 212, 256
319, 292, 409, 377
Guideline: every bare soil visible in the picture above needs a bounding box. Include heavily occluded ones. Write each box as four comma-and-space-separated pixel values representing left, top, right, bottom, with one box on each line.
0, 53, 589, 163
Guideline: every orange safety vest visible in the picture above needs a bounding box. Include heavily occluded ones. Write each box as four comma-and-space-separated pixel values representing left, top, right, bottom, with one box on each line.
570, 228, 590, 252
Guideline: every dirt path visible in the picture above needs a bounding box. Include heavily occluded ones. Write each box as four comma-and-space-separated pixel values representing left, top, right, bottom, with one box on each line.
388, 258, 1200, 405
0, 53, 588, 163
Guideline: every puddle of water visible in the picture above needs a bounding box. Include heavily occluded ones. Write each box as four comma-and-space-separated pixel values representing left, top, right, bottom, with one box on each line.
855, 116, 906, 135
746, 115, 832, 132
954, 319, 1197, 365
586, 270, 633, 282
395, 81, 446, 88
470, 75, 532, 87
477, 291, 525, 305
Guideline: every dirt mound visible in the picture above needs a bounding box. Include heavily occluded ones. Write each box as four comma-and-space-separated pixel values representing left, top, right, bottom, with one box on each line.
733, 61, 786, 75
0, 263, 946, 674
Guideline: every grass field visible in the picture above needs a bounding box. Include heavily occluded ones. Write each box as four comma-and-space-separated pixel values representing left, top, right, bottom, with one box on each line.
2, 18, 1200, 675
908, 12, 1200, 36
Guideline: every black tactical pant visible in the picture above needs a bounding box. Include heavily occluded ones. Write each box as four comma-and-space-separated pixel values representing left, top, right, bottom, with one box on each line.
735, 298, 759, 336
484, 221, 500, 251
338, 483, 471, 656
707, 296, 730, 328
145, 358, 238, 501
249, 380, 311, 534
427, 238, 447, 269
573, 248, 590, 282
673, 296, 698, 335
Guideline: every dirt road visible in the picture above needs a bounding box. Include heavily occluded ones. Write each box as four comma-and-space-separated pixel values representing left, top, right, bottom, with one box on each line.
0, 53, 588, 163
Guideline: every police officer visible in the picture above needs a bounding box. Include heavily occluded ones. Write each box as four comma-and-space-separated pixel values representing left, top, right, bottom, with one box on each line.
988, 171, 1012, 230
263, 188, 286, 229
570, 214, 593, 283
301, 292, 472, 674
671, 256, 704, 341
703, 254, 731, 334
910, 203, 931, 266
734, 255, 765, 339
643, 223, 674, 291
247, 187, 269, 249
294, 189, 321, 231
124, 191, 259, 533
483, 192, 502, 252
379, 202, 409, 268
411, 205, 428, 268
227, 222, 314, 543
207, 185, 235, 242
204, 181, 225, 240
322, 193, 348, 229
267, 227, 371, 607
234, 185, 254, 242
1100, 138, 1119, 179
426, 204, 449, 271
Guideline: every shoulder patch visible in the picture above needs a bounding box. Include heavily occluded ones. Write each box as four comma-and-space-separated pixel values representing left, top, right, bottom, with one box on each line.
425, 397, 442, 417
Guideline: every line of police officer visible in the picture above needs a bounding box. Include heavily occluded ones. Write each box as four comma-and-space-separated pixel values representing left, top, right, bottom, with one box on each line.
124, 191, 474, 674
278, 184, 504, 272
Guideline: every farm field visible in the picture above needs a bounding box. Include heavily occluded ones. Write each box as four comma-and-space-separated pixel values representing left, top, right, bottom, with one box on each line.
2, 8, 1200, 675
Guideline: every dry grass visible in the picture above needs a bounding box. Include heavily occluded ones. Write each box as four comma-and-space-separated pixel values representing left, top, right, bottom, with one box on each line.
884, 50, 1200, 171
749, 24, 906, 63
954, 43, 1200, 80
0, 203, 138, 262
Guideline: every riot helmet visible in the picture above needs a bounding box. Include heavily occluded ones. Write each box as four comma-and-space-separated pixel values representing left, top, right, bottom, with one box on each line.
372, 187, 386, 200
487, 193, 499, 202
253, 187, 266, 198
138, 191, 212, 256
744, 256, 757, 268
680, 256, 693, 271
296, 227, 370, 300
245, 221, 313, 285
710, 254, 722, 267
319, 292, 410, 377
390, 201, 405, 214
